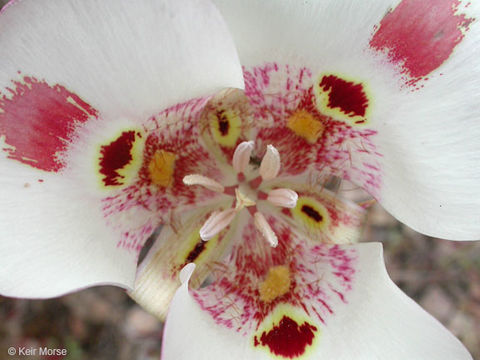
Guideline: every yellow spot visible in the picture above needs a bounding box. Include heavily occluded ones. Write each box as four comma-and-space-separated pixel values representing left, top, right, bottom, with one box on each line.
292, 197, 330, 232
209, 108, 242, 147
148, 150, 176, 187
287, 110, 324, 144
259, 265, 291, 303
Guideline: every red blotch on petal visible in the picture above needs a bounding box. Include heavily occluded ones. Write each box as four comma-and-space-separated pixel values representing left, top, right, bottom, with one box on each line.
370, 0, 474, 82
0, 76, 98, 171
99, 131, 137, 186
255, 316, 317, 358
319, 75, 368, 118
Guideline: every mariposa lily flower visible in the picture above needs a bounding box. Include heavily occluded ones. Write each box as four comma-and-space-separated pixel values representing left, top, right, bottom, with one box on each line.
0, 0, 478, 359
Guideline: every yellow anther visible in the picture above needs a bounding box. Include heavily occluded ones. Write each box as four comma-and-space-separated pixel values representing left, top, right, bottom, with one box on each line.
148, 149, 176, 187
287, 109, 324, 144
259, 265, 291, 303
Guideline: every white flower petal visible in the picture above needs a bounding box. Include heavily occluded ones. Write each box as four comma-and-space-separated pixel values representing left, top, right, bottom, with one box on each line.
213, 0, 394, 68
214, 0, 480, 240
0, 0, 243, 119
0, 160, 142, 297
0, 0, 243, 298
162, 243, 472, 360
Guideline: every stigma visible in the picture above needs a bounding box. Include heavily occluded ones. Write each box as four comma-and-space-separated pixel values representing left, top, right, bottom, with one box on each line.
183, 141, 298, 247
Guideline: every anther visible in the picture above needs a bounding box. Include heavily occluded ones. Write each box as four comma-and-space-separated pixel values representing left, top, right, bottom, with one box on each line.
267, 188, 298, 208
199, 209, 237, 241
232, 140, 254, 174
254, 212, 278, 248
183, 174, 224, 193
259, 145, 280, 181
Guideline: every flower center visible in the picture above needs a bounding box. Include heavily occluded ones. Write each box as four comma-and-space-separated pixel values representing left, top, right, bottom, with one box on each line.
183, 141, 298, 247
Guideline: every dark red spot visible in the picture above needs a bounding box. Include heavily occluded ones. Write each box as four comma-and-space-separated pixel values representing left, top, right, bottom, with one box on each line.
185, 240, 207, 263
255, 316, 317, 358
0, 76, 97, 171
99, 131, 136, 186
301, 205, 323, 223
319, 75, 368, 117
370, 0, 474, 81
217, 110, 229, 136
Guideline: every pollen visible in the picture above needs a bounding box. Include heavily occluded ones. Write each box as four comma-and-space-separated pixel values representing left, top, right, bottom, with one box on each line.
259, 265, 291, 303
286, 110, 324, 144
148, 149, 176, 187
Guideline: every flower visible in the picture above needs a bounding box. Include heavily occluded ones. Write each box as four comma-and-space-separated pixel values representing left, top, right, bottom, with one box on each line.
0, 0, 478, 359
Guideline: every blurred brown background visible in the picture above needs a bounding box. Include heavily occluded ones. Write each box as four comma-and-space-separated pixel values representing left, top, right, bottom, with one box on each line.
0, 0, 479, 359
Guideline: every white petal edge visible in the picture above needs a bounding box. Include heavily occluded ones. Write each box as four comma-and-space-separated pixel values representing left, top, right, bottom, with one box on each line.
0, 157, 141, 297
162, 242, 472, 360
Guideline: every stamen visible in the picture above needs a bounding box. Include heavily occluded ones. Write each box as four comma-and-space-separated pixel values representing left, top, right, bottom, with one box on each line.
267, 188, 298, 208
183, 174, 224, 193
259, 145, 280, 181
200, 209, 236, 241
254, 212, 278, 248
232, 140, 254, 173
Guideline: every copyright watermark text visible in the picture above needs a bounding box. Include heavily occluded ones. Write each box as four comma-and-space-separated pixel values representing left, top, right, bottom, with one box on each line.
7, 346, 67, 357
